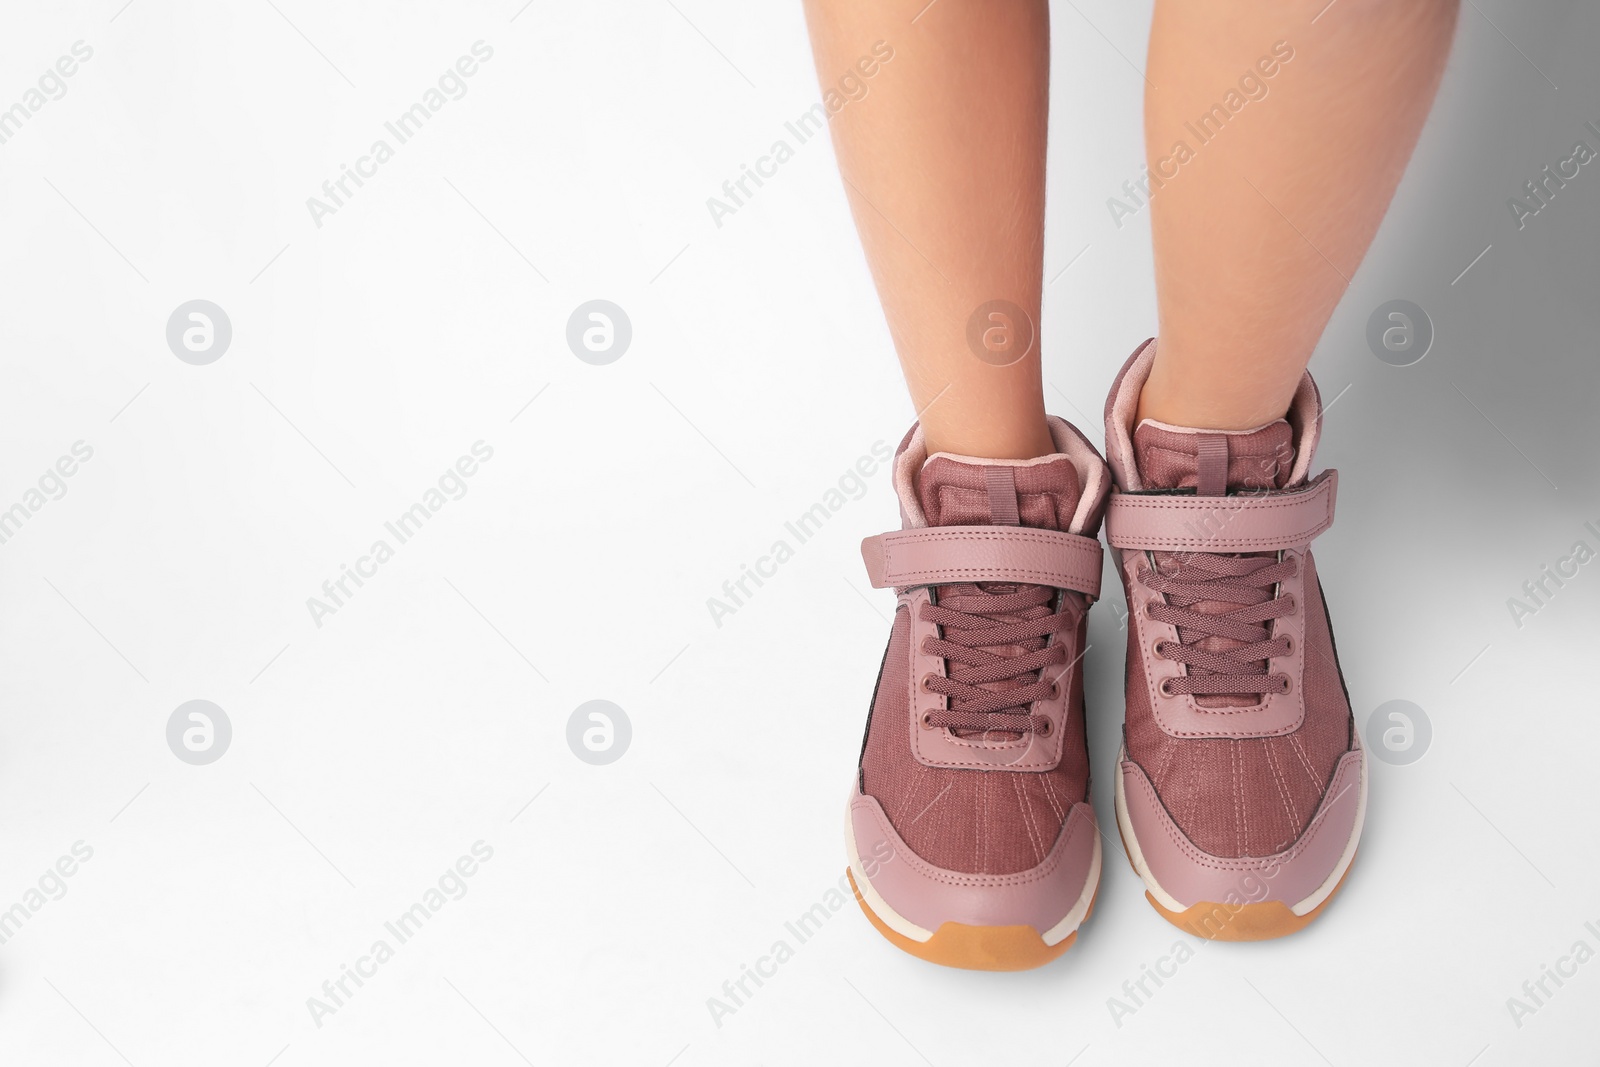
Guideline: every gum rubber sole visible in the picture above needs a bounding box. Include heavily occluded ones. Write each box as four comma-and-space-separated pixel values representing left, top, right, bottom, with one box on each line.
846, 868, 1098, 971
1115, 812, 1357, 942
1139, 856, 1355, 941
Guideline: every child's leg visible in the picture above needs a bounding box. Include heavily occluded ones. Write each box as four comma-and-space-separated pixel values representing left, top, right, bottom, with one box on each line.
812, 2, 1120, 972
1104, 1, 1459, 942
802, 0, 1053, 460
1139, 0, 1459, 430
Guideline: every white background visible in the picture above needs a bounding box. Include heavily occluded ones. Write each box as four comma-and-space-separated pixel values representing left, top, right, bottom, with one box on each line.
0, 1, 1596, 1064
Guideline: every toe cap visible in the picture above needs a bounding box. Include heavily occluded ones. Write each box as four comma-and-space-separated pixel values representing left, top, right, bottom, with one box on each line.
848, 791, 1099, 941
1118, 747, 1365, 914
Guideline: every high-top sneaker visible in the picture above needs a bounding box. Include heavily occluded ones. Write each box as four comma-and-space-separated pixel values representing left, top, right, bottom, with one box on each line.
846, 416, 1111, 970
1102, 339, 1366, 940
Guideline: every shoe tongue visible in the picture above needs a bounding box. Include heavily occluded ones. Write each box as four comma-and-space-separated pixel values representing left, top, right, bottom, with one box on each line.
917, 454, 1082, 530
1131, 420, 1295, 709
1132, 419, 1294, 494
915, 453, 1082, 739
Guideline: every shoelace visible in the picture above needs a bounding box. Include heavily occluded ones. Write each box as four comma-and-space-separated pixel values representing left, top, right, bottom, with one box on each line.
1138, 551, 1297, 697
918, 584, 1074, 735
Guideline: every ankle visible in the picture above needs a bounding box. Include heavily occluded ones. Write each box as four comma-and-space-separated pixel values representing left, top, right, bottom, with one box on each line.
1136, 356, 1292, 432
921, 422, 1056, 460
922, 419, 1056, 462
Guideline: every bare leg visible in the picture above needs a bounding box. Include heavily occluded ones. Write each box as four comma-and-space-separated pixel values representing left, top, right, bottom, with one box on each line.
803, 0, 1053, 459
1139, 0, 1459, 430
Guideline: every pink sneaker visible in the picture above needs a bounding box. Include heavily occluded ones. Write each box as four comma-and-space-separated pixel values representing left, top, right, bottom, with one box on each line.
1103, 340, 1366, 940
846, 417, 1111, 970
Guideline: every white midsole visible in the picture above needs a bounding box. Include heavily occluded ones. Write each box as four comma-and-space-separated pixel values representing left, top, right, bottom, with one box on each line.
1113, 744, 1367, 917
844, 799, 1102, 946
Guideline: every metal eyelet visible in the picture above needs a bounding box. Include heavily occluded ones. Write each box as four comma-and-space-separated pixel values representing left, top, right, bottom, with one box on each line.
1158, 679, 1174, 698
1037, 719, 1054, 738
920, 711, 936, 729
1152, 639, 1168, 660
1277, 673, 1293, 696
1279, 635, 1294, 657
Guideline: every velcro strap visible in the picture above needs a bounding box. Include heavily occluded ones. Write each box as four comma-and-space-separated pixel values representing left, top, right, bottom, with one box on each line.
861, 526, 1104, 598
1105, 469, 1337, 553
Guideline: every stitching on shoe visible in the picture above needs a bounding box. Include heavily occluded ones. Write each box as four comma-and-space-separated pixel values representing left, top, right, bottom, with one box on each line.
1231, 742, 1244, 858
1263, 741, 1300, 832
1106, 487, 1333, 551
1289, 734, 1319, 789
1127, 756, 1360, 872
1152, 738, 1178, 789
883, 527, 1101, 585
1110, 489, 1328, 516
860, 796, 1088, 888
896, 771, 928, 844
1040, 767, 1065, 822
1013, 774, 1047, 864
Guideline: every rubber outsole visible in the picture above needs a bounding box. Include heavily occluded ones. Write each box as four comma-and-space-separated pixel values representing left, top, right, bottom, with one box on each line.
1139, 858, 1355, 941
846, 868, 1098, 971
1113, 809, 1357, 942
